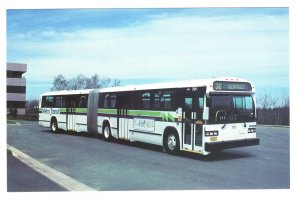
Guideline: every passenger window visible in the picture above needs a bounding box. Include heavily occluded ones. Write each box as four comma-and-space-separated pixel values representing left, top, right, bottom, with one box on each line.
79, 95, 87, 108
103, 94, 110, 108
101, 93, 116, 109
110, 94, 116, 108
43, 96, 54, 107
142, 92, 151, 109
161, 91, 173, 110
153, 92, 161, 109
55, 96, 66, 108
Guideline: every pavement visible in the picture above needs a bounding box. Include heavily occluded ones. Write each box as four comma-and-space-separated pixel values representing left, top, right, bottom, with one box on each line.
7, 151, 66, 192
7, 120, 290, 191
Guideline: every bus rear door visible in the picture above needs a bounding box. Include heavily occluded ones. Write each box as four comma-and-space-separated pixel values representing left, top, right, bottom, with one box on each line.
117, 93, 130, 140
66, 96, 76, 131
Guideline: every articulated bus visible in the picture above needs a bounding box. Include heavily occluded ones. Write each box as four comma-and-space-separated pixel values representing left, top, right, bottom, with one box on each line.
39, 77, 259, 155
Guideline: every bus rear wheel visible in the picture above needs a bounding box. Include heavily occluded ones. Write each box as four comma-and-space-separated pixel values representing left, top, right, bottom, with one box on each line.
50, 118, 58, 133
103, 125, 112, 141
164, 131, 179, 154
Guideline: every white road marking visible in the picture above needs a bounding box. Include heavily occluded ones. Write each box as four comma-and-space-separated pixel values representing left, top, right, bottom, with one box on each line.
7, 144, 97, 191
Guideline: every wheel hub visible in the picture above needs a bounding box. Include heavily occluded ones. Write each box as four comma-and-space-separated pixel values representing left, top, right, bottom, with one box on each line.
167, 134, 176, 150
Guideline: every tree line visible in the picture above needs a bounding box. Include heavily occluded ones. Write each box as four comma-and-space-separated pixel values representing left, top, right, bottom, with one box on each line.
51, 74, 121, 91
256, 92, 289, 126
24, 75, 290, 126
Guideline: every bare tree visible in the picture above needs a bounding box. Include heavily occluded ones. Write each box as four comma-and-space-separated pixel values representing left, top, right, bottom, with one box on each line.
111, 79, 121, 87
99, 77, 111, 89
256, 91, 290, 126
50, 74, 121, 91
257, 91, 277, 109
51, 74, 68, 91
89, 74, 101, 89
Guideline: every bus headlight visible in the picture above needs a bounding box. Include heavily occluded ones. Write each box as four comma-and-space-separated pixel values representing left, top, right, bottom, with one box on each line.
205, 131, 219, 136
248, 128, 256, 133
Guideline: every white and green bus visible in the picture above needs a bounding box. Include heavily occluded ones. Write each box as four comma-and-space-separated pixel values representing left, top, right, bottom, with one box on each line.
39, 77, 259, 155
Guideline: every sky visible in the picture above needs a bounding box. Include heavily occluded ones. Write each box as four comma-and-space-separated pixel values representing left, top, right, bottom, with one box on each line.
6, 8, 289, 100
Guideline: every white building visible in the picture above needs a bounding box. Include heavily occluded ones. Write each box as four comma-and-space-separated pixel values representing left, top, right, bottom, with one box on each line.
7, 62, 27, 115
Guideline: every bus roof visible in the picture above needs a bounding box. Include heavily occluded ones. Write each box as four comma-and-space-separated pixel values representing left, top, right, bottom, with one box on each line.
40, 77, 255, 97
100, 77, 254, 93
40, 89, 93, 97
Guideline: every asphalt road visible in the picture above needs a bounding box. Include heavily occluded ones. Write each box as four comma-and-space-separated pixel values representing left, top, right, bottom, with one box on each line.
7, 153, 67, 192
7, 121, 289, 191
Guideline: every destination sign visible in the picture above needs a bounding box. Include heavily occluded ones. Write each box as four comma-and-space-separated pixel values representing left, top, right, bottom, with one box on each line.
213, 81, 252, 91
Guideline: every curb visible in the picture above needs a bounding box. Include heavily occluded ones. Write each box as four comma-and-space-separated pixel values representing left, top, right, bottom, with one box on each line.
7, 145, 97, 191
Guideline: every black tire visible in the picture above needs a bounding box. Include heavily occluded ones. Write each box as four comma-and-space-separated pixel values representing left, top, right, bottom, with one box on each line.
103, 124, 112, 141
50, 118, 58, 133
163, 130, 179, 154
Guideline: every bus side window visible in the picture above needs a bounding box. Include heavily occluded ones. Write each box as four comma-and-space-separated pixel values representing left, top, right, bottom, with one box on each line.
98, 94, 104, 108
153, 91, 161, 110
79, 95, 87, 108
142, 92, 151, 109
44, 96, 54, 107
110, 94, 116, 108
103, 94, 110, 108
55, 96, 66, 108
117, 92, 132, 109
161, 91, 173, 110
41, 96, 46, 107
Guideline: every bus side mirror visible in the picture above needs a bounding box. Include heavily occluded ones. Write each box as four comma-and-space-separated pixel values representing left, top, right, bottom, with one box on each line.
203, 95, 210, 120
203, 106, 209, 120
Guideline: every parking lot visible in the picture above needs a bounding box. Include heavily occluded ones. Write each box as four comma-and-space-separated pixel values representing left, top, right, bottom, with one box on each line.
7, 121, 289, 191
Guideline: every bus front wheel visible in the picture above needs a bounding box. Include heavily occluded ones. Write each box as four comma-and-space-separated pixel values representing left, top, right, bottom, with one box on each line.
164, 130, 179, 154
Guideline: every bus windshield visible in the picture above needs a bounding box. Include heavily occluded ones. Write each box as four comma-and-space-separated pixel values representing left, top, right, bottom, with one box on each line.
209, 94, 255, 124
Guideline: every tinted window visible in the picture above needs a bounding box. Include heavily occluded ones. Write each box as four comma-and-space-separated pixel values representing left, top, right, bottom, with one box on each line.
100, 93, 117, 109
110, 94, 117, 108
161, 91, 173, 110
55, 96, 66, 108
42, 96, 54, 107
79, 95, 87, 108
103, 94, 110, 108
117, 92, 133, 109
153, 92, 161, 109
142, 92, 151, 109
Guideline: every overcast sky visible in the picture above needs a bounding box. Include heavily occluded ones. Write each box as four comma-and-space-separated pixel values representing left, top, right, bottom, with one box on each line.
6, 8, 289, 99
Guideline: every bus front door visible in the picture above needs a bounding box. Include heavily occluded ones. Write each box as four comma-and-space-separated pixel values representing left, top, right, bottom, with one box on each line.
182, 95, 204, 151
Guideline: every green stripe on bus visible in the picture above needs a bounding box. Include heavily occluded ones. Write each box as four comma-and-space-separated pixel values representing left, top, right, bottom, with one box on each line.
161, 112, 175, 122
128, 110, 161, 117
129, 110, 176, 122
60, 108, 67, 113
98, 108, 117, 114
74, 108, 88, 113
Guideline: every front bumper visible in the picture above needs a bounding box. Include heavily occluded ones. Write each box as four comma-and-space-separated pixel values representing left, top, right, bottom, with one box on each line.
205, 138, 260, 152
